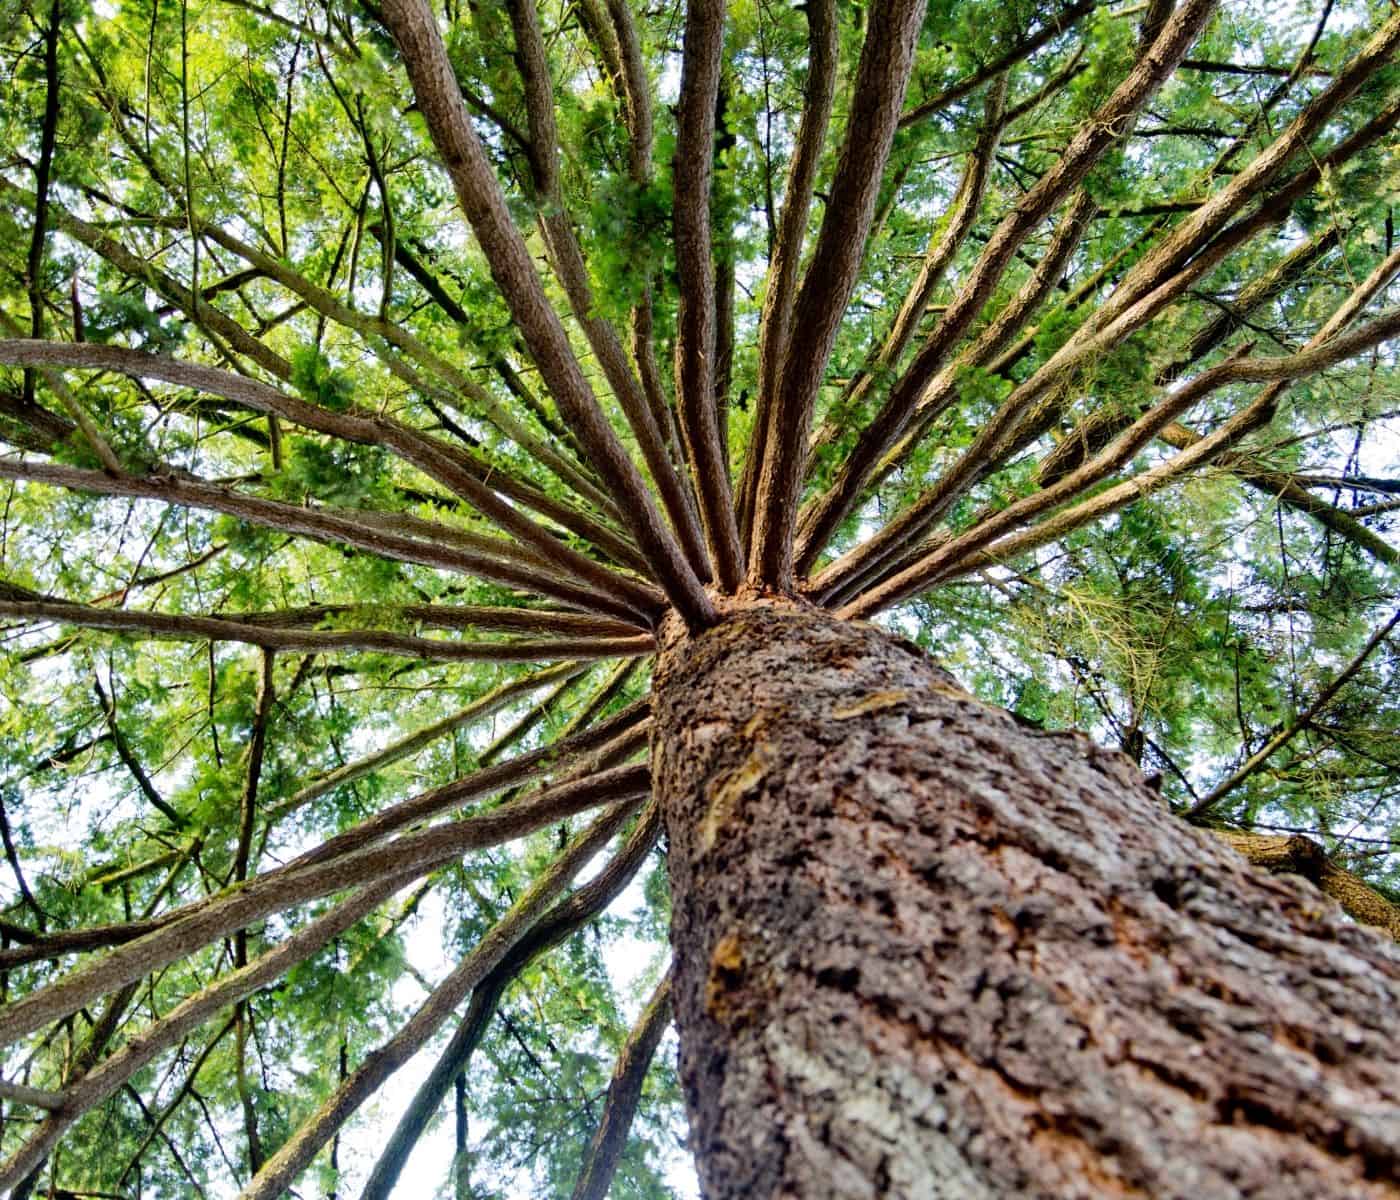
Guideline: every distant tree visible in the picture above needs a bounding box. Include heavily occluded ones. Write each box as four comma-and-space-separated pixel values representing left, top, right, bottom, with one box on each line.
1, 0, 1399, 1195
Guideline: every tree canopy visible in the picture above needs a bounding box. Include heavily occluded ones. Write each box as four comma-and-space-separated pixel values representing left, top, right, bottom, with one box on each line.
0, 0, 1398, 1194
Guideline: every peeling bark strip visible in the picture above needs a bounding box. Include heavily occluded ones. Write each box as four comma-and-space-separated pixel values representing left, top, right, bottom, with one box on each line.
651, 605, 1400, 1199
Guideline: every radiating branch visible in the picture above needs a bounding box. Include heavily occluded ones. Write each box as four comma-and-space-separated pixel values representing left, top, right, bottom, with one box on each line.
671, 0, 744, 588
0, 763, 650, 1050
803, 74, 1009, 486
379, 0, 715, 628
276, 701, 649, 871
0, 340, 665, 620
805, 191, 1095, 599
0, 597, 655, 663
746, 0, 930, 589
737, 0, 837, 549
821, 78, 1400, 595
569, 970, 673, 1200
358, 803, 663, 1200
0, 456, 644, 621
0, 872, 415, 1194
0, 180, 650, 569
235, 799, 645, 1200
271, 659, 587, 820
841, 304, 1400, 617
790, 0, 1220, 575
504, 0, 712, 584
0, 696, 646, 973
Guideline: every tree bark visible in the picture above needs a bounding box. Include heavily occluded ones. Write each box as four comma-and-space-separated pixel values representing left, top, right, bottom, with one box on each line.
650, 603, 1400, 1199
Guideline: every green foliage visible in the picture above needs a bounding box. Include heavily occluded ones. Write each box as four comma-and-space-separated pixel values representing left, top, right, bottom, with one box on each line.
1, 0, 1399, 1195
291, 346, 357, 413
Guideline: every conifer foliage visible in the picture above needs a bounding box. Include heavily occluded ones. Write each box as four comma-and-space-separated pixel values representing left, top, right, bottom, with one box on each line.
1, 0, 1399, 1194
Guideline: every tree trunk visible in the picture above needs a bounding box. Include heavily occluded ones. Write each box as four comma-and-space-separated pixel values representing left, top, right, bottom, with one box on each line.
650, 602, 1400, 1199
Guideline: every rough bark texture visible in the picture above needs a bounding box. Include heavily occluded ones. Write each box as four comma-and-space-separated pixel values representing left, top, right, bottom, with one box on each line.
650, 603, 1400, 1200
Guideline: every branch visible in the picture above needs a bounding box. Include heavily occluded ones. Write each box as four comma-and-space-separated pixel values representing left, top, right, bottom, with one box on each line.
839, 304, 1400, 616
0, 457, 642, 621
671, 0, 743, 588
1187, 610, 1400, 821
0, 790, 45, 929
0, 598, 654, 663
977, 11, 1400, 464
1179, 57, 1332, 78
746, 0, 930, 588
0, 762, 651, 1051
92, 676, 186, 829
0, 384, 74, 452
842, 389, 1274, 614
5, 964, 142, 1199
270, 660, 587, 820
379, 0, 715, 628
1288, 474, 1400, 497
802, 74, 1009, 502
713, 84, 737, 504
0, 696, 645, 972
1229, 467, 1400, 569
232, 649, 276, 892
569, 970, 673, 1200
113, 1016, 236, 1192
832, 81, 1400, 589
573, 0, 624, 92
805, 191, 1096, 600
575, 0, 684, 471
737, 0, 837, 548
1214, 830, 1400, 942
358, 803, 663, 1200
15, 118, 619, 519
792, 0, 1220, 570
0, 181, 647, 569
604, 0, 654, 181
275, 701, 649, 871
1156, 226, 1340, 385
0, 340, 665, 621
1152, 242, 1400, 570
0, 873, 413, 1193
0, 312, 124, 474
214, 602, 641, 638
897, 0, 1097, 128
505, 0, 710, 582
21, 0, 61, 408
236, 799, 644, 1200
0, 1081, 63, 1111
479, 658, 639, 779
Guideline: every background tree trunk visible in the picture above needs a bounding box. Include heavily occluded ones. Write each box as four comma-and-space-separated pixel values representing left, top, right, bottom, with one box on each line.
651, 603, 1400, 1199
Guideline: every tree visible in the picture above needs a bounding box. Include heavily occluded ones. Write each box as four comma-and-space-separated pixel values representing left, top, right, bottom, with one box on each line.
1, 0, 1399, 1193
